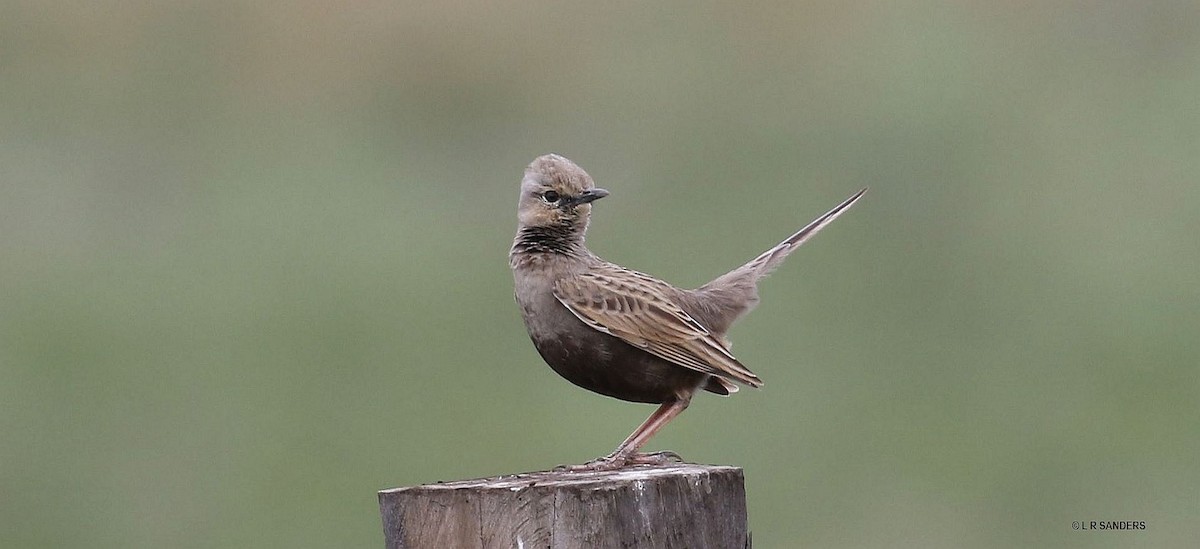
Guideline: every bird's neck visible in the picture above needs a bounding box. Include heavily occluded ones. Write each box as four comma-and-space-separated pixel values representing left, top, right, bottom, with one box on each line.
510, 224, 588, 261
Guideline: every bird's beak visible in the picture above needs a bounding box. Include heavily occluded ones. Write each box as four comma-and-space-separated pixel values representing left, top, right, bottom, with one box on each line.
571, 188, 609, 206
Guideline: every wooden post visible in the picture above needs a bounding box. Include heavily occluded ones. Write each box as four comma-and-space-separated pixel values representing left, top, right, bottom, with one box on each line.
378, 464, 748, 549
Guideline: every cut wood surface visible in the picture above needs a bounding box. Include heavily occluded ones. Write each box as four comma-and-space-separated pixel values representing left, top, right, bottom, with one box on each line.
378, 464, 748, 549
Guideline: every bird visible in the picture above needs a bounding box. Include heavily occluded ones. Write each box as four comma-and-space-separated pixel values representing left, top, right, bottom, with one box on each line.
509, 154, 866, 470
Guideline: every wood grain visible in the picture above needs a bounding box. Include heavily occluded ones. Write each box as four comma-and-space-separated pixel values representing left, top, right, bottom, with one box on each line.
379, 464, 748, 548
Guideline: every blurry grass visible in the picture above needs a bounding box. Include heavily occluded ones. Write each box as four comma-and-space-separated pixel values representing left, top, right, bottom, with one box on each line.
2, 1, 1199, 548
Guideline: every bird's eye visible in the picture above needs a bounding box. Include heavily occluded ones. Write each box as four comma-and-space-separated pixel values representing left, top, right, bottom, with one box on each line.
542, 190, 560, 203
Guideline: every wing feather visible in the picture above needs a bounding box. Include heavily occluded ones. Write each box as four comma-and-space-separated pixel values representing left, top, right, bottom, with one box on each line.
553, 266, 763, 387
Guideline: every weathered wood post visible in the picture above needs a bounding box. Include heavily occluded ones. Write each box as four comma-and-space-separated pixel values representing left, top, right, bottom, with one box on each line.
378, 464, 748, 549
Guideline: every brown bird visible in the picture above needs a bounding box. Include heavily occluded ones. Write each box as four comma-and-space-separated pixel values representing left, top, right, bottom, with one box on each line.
510, 154, 865, 470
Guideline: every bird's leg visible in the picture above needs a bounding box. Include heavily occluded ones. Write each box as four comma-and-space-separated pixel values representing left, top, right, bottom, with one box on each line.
558, 392, 693, 471
607, 397, 689, 462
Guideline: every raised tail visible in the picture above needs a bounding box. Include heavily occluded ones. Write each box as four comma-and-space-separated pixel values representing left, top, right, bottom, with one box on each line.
724, 187, 867, 281
692, 188, 867, 332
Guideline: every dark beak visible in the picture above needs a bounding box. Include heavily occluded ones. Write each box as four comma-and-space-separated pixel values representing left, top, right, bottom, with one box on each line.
571, 188, 609, 206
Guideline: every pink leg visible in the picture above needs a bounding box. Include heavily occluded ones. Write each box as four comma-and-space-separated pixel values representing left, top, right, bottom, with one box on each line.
561, 392, 694, 471
608, 398, 689, 458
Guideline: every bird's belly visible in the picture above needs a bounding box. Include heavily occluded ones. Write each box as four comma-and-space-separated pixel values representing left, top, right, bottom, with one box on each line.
523, 301, 705, 404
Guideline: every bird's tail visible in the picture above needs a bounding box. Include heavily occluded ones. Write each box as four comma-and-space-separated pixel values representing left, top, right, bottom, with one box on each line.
726, 187, 867, 281
694, 188, 867, 332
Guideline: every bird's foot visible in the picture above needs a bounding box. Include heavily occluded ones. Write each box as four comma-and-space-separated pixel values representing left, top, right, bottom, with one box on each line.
625, 450, 684, 466
553, 450, 684, 472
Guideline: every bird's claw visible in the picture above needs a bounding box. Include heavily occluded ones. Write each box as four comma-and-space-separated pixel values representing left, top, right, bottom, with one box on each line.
627, 450, 684, 466
553, 450, 684, 472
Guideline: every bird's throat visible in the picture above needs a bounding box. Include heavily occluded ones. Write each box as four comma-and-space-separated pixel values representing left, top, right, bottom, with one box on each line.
511, 224, 585, 258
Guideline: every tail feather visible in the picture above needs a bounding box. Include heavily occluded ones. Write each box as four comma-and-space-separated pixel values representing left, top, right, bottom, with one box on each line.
692, 188, 867, 332
731, 187, 867, 280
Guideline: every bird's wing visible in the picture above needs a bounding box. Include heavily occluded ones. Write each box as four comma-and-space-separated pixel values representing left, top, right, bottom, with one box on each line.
553, 266, 763, 387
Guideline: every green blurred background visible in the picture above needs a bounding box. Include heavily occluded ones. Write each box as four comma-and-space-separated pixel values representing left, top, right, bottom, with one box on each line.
2, 1, 1197, 547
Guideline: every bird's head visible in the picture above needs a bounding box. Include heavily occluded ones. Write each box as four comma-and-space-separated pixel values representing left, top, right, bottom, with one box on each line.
517, 154, 609, 231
